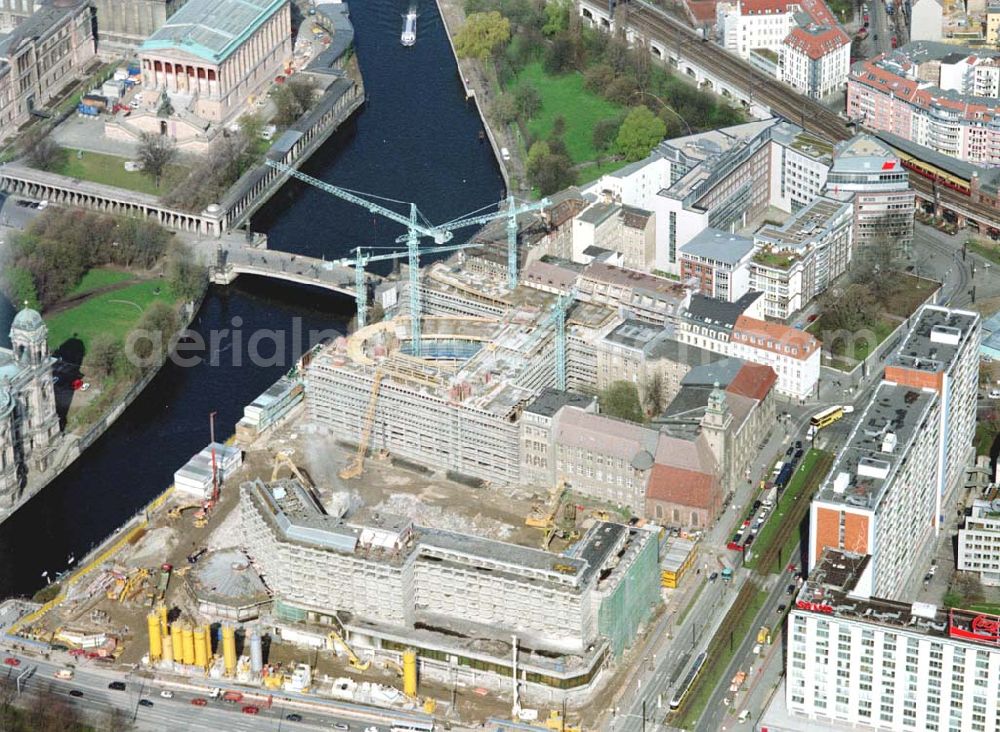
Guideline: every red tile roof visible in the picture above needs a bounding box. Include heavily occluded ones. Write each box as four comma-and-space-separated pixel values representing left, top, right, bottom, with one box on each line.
726, 363, 777, 402
740, 0, 796, 13
784, 25, 850, 60
646, 464, 718, 509
733, 316, 820, 359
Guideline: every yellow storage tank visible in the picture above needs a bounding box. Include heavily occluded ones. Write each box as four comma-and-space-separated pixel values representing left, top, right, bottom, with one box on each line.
162, 633, 174, 664
193, 627, 207, 669
181, 626, 196, 666
170, 627, 183, 662
158, 605, 168, 637
146, 613, 162, 662
222, 625, 237, 676
403, 649, 418, 698
202, 623, 212, 664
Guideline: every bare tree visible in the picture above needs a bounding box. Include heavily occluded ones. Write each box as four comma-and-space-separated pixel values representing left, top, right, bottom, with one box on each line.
137, 132, 177, 188
643, 370, 666, 417
25, 137, 66, 171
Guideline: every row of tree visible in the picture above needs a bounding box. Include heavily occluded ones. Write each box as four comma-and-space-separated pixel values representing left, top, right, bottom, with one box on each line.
0, 674, 133, 731
0, 208, 171, 308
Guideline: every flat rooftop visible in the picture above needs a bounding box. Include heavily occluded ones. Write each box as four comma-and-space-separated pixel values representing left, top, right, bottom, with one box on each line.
754, 195, 851, 252
603, 319, 669, 352
886, 305, 978, 374
796, 549, 1000, 648
815, 381, 937, 510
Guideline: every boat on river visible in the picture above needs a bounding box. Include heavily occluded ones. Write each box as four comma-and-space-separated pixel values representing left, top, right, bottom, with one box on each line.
401, 7, 417, 46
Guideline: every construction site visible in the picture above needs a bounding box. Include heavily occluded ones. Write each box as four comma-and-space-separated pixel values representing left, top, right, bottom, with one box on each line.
0, 173, 716, 729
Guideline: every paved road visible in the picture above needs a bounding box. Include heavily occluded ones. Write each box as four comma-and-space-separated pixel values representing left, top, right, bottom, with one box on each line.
1, 649, 403, 732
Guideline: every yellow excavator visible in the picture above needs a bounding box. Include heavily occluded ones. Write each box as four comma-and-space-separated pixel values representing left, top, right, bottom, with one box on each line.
526, 480, 566, 530
339, 370, 384, 480
327, 628, 371, 671
271, 450, 311, 487
167, 504, 203, 520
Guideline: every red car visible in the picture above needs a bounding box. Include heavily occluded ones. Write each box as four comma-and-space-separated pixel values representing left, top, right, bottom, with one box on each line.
191, 698, 208, 707
3, 658, 20, 667
242, 705, 259, 715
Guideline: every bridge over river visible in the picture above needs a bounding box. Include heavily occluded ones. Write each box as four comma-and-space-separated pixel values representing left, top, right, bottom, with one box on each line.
188, 236, 381, 299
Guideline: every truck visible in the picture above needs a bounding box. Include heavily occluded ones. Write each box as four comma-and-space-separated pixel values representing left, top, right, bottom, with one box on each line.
729, 671, 747, 692
721, 567, 734, 581
222, 690, 243, 704
761, 484, 777, 508
757, 625, 772, 645
77, 103, 99, 117
54, 669, 74, 680
775, 462, 795, 489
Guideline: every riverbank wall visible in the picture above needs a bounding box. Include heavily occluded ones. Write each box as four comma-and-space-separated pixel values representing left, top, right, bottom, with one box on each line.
434, 0, 513, 193
0, 287, 208, 530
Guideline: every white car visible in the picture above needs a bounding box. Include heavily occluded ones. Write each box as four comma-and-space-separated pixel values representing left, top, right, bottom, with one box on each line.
752, 643, 762, 655
500, 146, 511, 161
160, 690, 173, 698
37, 200, 48, 210
989, 390, 1000, 399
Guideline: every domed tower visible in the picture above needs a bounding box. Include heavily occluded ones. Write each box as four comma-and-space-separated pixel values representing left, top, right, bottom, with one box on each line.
9, 305, 59, 468
0, 385, 17, 507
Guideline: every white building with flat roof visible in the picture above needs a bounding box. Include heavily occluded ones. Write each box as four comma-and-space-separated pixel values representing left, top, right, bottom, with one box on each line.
958, 499, 1000, 586
789, 549, 1000, 732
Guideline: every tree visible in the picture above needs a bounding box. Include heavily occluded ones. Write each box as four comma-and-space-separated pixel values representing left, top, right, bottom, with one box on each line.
599, 381, 645, 423
592, 117, 620, 154
84, 332, 123, 380
543, 32, 577, 74
851, 219, 906, 303
542, 0, 572, 35
26, 137, 66, 172
514, 83, 542, 119
272, 78, 316, 126
491, 92, 518, 125
615, 105, 666, 162
552, 115, 566, 138
238, 111, 266, 141
525, 140, 574, 195
583, 64, 615, 95
137, 132, 177, 188
454, 11, 511, 60
166, 242, 207, 302
644, 370, 666, 417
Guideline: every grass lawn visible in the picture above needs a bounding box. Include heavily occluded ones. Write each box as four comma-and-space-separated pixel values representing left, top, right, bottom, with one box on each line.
811, 315, 898, 370
52, 149, 187, 197
46, 279, 175, 355
678, 588, 769, 729
67, 268, 136, 298
970, 241, 1000, 268
746, 449, 828, 571
882, 272, 939, 318
575, 158, 627, 186
510, 63, 623, 164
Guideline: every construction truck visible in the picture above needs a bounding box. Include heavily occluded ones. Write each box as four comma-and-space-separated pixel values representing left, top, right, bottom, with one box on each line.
327, 629, 370, 671
543, 710, 581, 732
271, 450, 312, 487
340, 370, 384, 480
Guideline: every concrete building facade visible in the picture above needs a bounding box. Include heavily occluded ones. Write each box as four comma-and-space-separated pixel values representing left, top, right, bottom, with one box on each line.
93, 0, 186, 48
958, 499, 1000, 586
0, 0, 96, 139
679, 228, 754, 303
789, 550, 1000, 732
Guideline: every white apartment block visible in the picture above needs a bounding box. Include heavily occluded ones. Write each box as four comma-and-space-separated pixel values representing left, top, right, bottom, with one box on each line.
780, 26, 851, 99
717, 0, 850, 98
884, 306, 981, 516
809, 306, 980, 599
769, 123, 833, 212
788, 550, 1000, 732
751, 195, 854, 320
958, 500, 1000, 586
586, 153, 673, 213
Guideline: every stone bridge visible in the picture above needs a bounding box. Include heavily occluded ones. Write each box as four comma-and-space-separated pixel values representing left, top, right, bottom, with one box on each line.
189, 237, 379, 300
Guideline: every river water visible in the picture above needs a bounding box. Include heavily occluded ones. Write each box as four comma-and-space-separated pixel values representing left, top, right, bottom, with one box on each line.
0, 0, 502, 599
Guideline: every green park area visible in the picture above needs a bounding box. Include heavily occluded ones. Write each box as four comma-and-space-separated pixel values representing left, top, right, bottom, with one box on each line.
46, 278, 175, 355
53, 149, 187, 197
67, 268, 136, 298
509, 62, 623, 164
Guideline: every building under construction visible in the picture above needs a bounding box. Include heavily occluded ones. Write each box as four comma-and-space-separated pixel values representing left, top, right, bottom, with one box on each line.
240, 478, 659, 699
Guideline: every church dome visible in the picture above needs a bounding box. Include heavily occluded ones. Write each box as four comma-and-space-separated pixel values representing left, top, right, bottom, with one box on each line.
11, 307, 44, 333
0, 387, 12, 420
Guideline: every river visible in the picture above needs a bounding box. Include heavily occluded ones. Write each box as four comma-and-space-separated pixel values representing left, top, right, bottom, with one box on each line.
0, 0, 502, 599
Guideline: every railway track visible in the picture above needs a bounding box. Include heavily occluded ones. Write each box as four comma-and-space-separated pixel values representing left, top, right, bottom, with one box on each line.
623, 0, 1000, 228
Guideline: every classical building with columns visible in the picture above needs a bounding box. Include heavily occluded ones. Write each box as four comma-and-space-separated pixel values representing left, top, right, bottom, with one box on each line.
0, 306, 60, 507
137, 0, 291, 126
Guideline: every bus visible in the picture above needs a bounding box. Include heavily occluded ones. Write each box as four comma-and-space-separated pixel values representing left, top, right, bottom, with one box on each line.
808, 406, 849, 438
669, 651, 707, 710
391, 720, 434, 732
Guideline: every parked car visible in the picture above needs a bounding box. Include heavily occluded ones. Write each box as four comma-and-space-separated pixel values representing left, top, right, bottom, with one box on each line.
500, 147, 511, 161
708, 571, 719, 582
777, 604, 787, 614
786, 583, 796, 594
3, 658, 20, 667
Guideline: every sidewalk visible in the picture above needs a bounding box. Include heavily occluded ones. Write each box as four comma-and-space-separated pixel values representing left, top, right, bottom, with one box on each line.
434, 0, 527, 194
